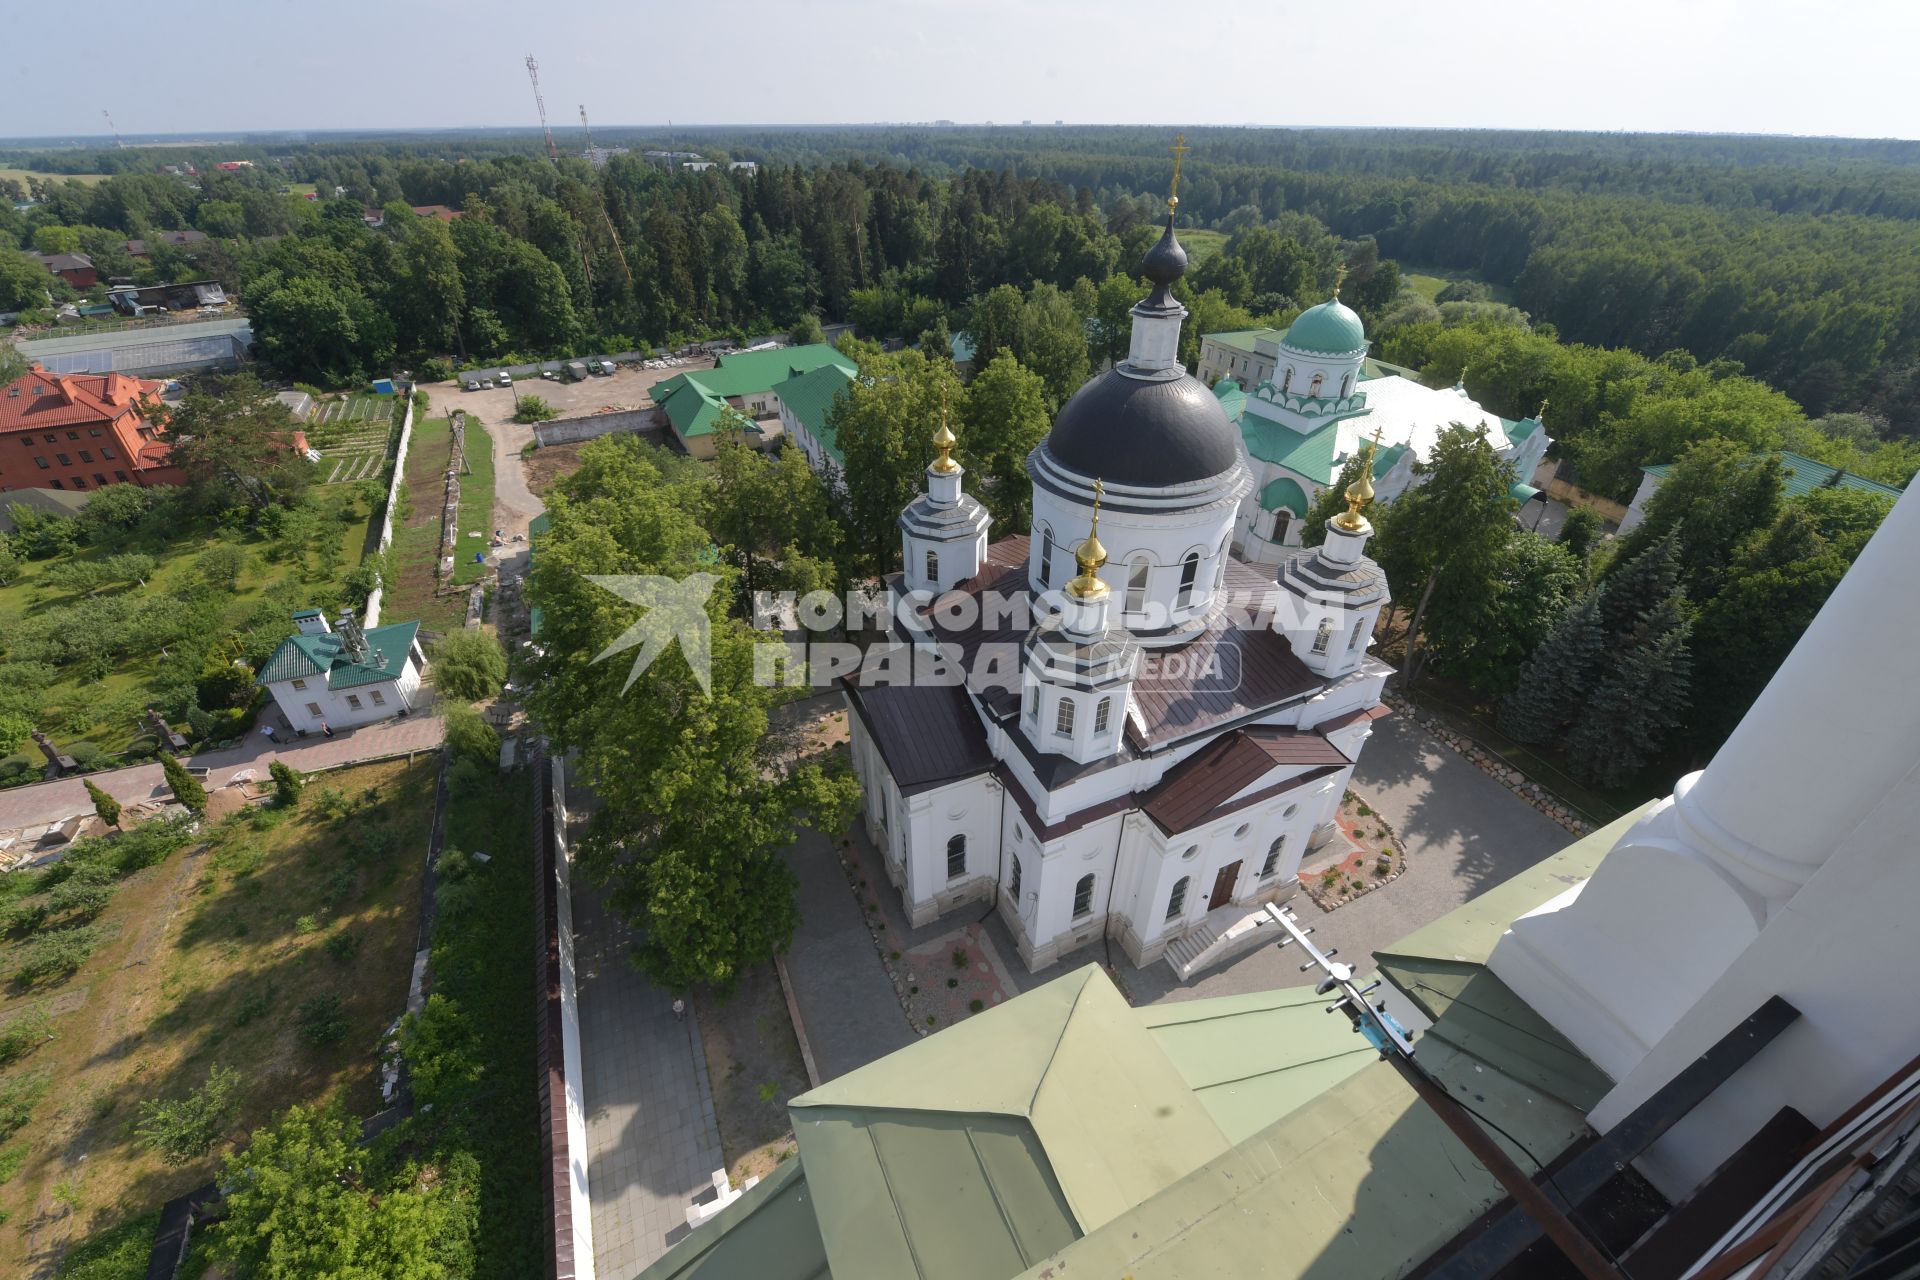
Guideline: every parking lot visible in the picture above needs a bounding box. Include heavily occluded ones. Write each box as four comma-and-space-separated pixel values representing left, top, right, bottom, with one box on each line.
430, 357, 715, 428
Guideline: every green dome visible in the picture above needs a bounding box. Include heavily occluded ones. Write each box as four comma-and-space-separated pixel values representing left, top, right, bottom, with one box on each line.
1260, 476, 1310, 515
1283, 297, 1367, 356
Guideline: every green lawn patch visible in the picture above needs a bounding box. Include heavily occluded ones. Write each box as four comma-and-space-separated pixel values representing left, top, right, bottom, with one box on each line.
1401, 264, 1514, 305
1180, 228, 1227, 269
381, 417, 468, 634
451, 419, 497, 587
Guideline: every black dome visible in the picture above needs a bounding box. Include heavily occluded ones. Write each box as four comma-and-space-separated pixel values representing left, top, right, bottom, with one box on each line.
1044, 368, 1242, 487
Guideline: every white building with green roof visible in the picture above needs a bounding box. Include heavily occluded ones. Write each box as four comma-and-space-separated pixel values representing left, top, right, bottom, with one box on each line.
1207, 298, 1552, 566
650, 343, 857, 459
256, 608, 426, 732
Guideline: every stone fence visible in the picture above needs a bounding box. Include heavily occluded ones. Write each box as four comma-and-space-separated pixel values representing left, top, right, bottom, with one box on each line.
362, 394, 415, 628
538, 751, 596, 1279
533, 407, 662, 447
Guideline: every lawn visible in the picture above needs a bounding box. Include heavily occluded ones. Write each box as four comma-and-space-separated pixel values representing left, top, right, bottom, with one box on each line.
450, 417, 497, 587
0, 758, 435, 1274
1401, 264, 1515, 305
0, 485, 382, 769
382, 417, 468, 634
0, 169, 109, 188
1181, 227, 1228, 269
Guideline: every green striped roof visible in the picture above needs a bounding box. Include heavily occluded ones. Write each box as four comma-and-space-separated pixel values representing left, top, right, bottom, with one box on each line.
772, 363, 855, 465
1641, 450, 1904, 500
1259, 476, 1310, 515
652, 344, 857, 438
256, 621, 419, 691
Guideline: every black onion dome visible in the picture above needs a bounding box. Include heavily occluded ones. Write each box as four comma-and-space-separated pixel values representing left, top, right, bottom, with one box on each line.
1044, 367, 1241, 487
1142, 213, 1188, 290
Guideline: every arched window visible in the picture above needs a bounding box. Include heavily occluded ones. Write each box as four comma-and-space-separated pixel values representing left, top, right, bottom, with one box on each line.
925, 548, 939, 583
1038, 525, 1054, 588
1176, 552, 1200, 610
1308, 371, 1324, 396
1348, 616, 1367, 651
1261, 835, 1286, 878
1166, 876, 1190, 921
1094, 696, 1111, 734
1073, 873, 1095, 919
1311, 617, 1333, 655
1125, 556, 1150, 621
947, 834, 967, 879
1281, 367, 1293, 392
1054, 698, 1075, 738
1008, 856, 1023, 901
1273, 508, 1293, 542
1340, 372, 1354, 397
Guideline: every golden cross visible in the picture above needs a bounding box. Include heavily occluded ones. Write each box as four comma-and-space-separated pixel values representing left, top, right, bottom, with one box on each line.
1091, 476, 1104, 524
1537, 396, 1550, 420
1334, 262, 1348, 298
1169, 133, 1189, 211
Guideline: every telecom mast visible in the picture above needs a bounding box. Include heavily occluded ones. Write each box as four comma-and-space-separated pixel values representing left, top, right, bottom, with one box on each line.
577, 104, 634, 288
578, 104, 596, 155
102, 109, 125, 149
525, 55, 558, 161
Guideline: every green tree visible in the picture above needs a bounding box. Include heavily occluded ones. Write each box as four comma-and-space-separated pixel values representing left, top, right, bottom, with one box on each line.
162, 374, 315, 515
1613, 439, 1785, 600
428, 630, 509, 702
1431, 532, 1584, 695
1565, 591, 1694, 788
1013, 282, 1090, 407
270, 760, 305, 807
83, 779, 121, 829
709, 438, 842, 603
0, 712, 32, 755
1500, 585, 1607, 744
159, 752, 207, 815
965, 284, 1023, 372
1371, 425, 1519, 683
959, 353, 1051, 529
1087, 274, 1142, 370
829, 348, 963, 577
32, 225, 82, 255
789, 313, 826, 346
135, 1063, 240, 1166
1557, 506, 1603, 560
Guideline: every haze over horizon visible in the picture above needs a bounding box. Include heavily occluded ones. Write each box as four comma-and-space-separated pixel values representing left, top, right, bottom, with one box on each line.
9, 0, 1918, 144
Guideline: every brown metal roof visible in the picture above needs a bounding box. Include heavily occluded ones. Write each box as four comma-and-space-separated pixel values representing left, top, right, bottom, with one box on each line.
1312, 703, 1393, 736
1142, 727, 1348, 834
845, 678, 995, 795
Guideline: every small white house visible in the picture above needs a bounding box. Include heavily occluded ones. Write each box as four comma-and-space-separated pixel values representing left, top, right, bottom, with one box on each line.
258, 609, 427, 733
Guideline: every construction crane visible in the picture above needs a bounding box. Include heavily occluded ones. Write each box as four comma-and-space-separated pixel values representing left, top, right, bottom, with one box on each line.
577, 104, 634, 289
102, 109, 125, 149
578, 104, 596, 156
525, 55, 558, 162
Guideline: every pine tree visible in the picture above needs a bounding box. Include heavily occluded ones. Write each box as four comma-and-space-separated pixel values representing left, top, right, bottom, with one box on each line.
269, 761, 304, 807
1565, 592, 1694, 789
159, 753, 208, 816
1499, 582, 1607, 743
84, 779, 122, 829
1598, 529, 1681, 644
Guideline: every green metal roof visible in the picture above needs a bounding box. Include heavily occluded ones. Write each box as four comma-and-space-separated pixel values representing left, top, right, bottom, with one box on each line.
1504, 415, 1541, 444
633, 1159, 829, 1280
1139, 986, 1379, 1142
1509, 482, 1543, 504
652, 344, 857, 438
1280, 297, 1367, 355
1372, 442, 1410, 478
1208, 327, 1412, 380
772, 363, 854, 465
1258, 475, 1310, 515
1246, 417, 1342, 483
256, 621, 419, 691
1640, 450, 1905, 500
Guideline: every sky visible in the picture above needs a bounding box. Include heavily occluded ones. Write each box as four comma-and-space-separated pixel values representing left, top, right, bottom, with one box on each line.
8, 0, 1919, 142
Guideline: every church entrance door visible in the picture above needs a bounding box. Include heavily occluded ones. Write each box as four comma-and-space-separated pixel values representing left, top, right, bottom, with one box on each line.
1209, 861, 1242, 911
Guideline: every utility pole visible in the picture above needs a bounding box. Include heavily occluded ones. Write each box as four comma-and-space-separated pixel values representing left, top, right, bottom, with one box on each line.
525, 55, 558, 162
102, 109, 125, 149
1263, 904, 1632, 1280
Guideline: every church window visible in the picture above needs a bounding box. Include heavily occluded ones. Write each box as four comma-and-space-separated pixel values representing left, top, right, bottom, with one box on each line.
1038, 525, 1054, 587
1284, 804, 1298, 819
1312, 617, 1333, 654
1176, 553, 1200, 609
1281, 367, 1293, 392
1309, 372, 1324, 396
1272, 508, 1292, 542
1261, 836, 1286, 878
1009, 857, 1023, 901
1349, 617, 1367, 651
1234, 823, 1251, 839
1055, 699, 1075, 738
1073, 873, 1095, 919
1025, 692, 1038, 726
1341, 372, 1354, 397
925, 548, 939, 582
1166, 876, 1190, 921
947, 834, 967, 879
1125, 557, 1150, 620
1094, 697, 1111, 734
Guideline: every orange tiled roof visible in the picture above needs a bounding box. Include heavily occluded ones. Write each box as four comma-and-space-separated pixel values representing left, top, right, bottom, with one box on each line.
0, 366, 163, 433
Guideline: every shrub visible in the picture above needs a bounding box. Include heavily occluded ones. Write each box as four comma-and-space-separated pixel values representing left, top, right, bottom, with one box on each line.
270, 760, 304, 807
429, 630, 508, 702
442, 703, 499, 766
3, 903, 47, 936
323, 930, 359, 964
0, 1071, 49, 1142
233, 984, 275, 1027
416, 358, 454, 383
82, 779, 120, 829
511, 394, 557, 424
135, 1064, 240, 1167
311, 786, 355, 822
296, 995, 348, 1047
15, 926, 104, 985
0, 1009, 52, 1066
159, 752, 207, 815
45, 879, 114, 923
951, 947, 968, 970
969, 999, 984, 1013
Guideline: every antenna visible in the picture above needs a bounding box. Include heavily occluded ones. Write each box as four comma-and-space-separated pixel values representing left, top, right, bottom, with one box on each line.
578, 104, 596, 155
525, 55, 558, 162
577, 103, 634, 289
1262, 903, 1631, 1280
102, 109, 125, 149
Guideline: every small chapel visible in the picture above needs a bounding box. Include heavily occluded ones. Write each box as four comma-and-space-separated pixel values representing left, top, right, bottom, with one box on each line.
843, 170, 1394, 975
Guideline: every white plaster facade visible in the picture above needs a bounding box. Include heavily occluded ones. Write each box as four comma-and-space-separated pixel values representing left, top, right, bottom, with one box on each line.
259, 612, 428, 733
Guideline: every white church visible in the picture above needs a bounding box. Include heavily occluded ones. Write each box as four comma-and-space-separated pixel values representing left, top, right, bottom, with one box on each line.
843, 193, 1394, 975
1209, 295, 1554, 566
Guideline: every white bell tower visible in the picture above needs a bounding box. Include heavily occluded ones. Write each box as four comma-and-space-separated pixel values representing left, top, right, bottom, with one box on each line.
899, 407, 990, 594
1020, 482, 1140, 764
1276, 434, 1390, 677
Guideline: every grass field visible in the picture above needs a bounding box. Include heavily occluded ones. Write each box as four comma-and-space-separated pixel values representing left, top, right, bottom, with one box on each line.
1181, 228, 1228, 269
1402, 264, 1515, 305
382, 418, 466, 634
450, 418, 497, 587
0, 168, 109, 188
307, 394, 399, 485
0, 759, 435, 1274
0, 487, 380, 765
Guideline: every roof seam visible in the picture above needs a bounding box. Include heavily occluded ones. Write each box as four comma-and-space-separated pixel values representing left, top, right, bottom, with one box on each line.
1185, 1046, 1381, 1094
860, 1118, 931, 1280
1026, 974, 1094, 1119
963, 1123, 1037, 1269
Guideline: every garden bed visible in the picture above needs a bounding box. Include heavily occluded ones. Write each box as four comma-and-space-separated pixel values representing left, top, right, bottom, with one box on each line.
1297, 789, 1409, 910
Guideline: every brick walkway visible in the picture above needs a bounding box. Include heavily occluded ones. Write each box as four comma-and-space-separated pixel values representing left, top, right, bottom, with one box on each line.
0, 714, 446, 835
573, 869, 723, 1277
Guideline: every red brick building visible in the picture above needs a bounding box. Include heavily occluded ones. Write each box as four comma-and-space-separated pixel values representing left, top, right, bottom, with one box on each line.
0, 365, 182, 493
29, 252, 97, 288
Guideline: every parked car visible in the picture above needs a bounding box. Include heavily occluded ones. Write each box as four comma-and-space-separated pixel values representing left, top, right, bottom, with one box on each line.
540, 368, 557, 380
463, 379, 483, 391
497, 371, 513, 387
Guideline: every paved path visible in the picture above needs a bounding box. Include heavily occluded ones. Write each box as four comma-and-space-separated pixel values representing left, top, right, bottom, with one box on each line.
573, 872, 724, 1278
0, 714, 445, 836
780, 828, 916, 1082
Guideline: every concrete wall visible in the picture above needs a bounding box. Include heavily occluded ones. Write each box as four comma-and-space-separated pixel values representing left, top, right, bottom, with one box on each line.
533, 408, 660, 447
545, 754, 596, 1280
363, 395, 414, 628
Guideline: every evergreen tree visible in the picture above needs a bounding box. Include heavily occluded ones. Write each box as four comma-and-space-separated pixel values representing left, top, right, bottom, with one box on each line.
1499, 582, 1607, 744
1598, 528, 1682, 643
159, 752, 208, 816
1565, 591, 1694, 788
84, 779, 122, 829
1557, 506, 1603, 560
269, 760, 305, 807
